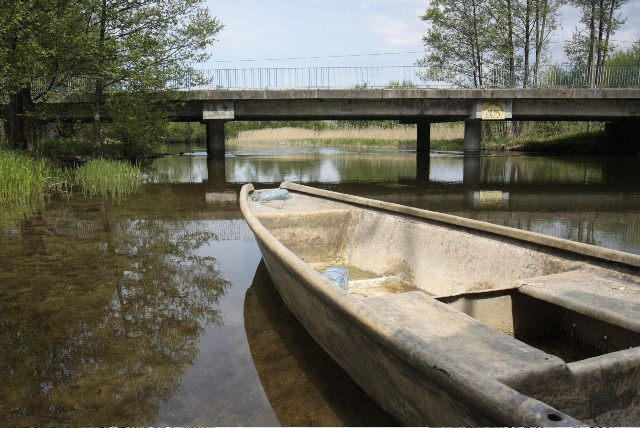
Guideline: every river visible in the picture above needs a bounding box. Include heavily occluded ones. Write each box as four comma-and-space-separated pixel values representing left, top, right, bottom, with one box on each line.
1, 143, 639, 425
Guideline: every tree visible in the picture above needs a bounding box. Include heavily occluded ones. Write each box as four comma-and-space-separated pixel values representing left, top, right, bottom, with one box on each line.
563, 0, 627, 86
81, 0, 222, 153
418, 0, 493, 87
419, 0, 559, 88
607, 38, 640, 65
0, 0, 90, 150
0, 0, 223, 154
605, 38, 640, 87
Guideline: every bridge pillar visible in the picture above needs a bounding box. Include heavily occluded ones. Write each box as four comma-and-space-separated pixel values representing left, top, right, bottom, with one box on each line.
464, 119, 482, 155
206, 120, 226, 156
416, 120, 431, 154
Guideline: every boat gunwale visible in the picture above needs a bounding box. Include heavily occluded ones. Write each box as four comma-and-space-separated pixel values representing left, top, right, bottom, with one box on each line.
239, 182, 583, 426
279, 181, 640, 269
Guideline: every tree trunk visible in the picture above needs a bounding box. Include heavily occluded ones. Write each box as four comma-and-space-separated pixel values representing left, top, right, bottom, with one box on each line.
471, 0, 483, 87
8, 87, 37, 152
587, 0, 597, 86
523, 0, 532, 87
93, 0, 108, 155
93, 82, 104, 154
505, 0, 516, 87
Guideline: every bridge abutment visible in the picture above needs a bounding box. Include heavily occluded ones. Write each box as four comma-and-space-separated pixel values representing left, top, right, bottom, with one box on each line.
464, 119, 482, 155
205, 120, 226, 156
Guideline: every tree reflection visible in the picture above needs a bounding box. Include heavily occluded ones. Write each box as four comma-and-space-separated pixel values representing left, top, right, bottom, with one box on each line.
0, 198, 230, 425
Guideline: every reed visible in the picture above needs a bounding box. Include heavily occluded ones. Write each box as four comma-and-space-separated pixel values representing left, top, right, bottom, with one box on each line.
0, 150, 60, 205
228, 123, 465, 147
75, 158, 142, 201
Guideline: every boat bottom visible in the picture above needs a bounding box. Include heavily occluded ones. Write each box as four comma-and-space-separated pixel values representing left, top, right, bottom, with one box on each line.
310, 262, 418, 297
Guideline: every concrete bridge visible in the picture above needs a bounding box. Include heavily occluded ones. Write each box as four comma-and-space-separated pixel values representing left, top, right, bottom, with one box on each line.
49, 87, 640, 155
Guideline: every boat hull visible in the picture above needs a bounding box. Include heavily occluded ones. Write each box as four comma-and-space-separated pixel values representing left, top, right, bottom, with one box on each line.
240, 182, 640, 426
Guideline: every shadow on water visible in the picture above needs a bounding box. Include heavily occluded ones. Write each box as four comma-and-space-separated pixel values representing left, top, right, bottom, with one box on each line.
244, 260, 399, 426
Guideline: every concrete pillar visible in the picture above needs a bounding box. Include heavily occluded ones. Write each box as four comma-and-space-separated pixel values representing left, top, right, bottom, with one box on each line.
206, 120, 226, 156
463, 119, 482, 155
416, 121, 431, 154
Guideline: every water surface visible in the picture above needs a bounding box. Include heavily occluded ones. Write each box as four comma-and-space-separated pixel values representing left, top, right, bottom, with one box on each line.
1, 143, 639, 425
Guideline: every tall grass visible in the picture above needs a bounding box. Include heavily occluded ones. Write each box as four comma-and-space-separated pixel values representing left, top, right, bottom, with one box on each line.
0, 150, 71, 227
0, 150, 61, 205
228, 123, 465, 147
75, 158, 142, 200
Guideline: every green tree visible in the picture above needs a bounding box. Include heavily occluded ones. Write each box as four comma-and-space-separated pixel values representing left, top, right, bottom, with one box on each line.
607, 38, 640, 65
605, 38, 640, 87
0, 0, 90, 150
419, 0, 493, 87
80, 0, 223, 153
563, 0, 627, 86
0, 0, 222, 155
503, 0, 560, 86
419, 0, 558, 88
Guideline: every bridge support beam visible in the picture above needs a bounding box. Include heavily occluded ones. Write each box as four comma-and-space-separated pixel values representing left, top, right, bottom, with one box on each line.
416, 120, 431, 154
464, 119, 482, 155
206, 120, 226, 156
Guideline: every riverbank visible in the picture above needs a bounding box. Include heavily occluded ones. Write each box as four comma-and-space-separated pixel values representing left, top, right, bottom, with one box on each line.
227, 123, 612, 154
228, 123, 464, 150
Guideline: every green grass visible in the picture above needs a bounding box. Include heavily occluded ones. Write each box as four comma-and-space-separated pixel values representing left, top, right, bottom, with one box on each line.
0, 150, 72, 227
431, 139, 464, 151
75, 158, 142, 201
483, 131, 608, 154
0, 150, 142, 228
0, 150, 64, 205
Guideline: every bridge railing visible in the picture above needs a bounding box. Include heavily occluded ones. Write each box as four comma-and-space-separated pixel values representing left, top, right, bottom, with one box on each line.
184, 65, 640, 90
32, 65, 640, 94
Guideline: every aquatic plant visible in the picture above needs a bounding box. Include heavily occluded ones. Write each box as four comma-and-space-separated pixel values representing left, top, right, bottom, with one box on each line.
75, 158, 142, 200
0, 150, 63, 205
0, 150, 71, 227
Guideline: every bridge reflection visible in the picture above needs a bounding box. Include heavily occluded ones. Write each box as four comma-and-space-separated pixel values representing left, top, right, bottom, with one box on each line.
144, 152, 640, 214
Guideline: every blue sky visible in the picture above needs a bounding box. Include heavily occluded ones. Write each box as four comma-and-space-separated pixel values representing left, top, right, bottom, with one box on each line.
202, 0, 640, 70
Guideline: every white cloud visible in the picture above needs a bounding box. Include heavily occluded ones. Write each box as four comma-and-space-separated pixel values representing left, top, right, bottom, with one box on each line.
365, 13, 424, 48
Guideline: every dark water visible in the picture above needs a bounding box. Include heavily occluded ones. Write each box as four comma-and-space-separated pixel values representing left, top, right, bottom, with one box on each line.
1, 143, 639, 425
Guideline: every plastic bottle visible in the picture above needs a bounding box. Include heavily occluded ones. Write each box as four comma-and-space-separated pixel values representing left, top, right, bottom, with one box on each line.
253, 188, 291, 202
322, 266, 349, 290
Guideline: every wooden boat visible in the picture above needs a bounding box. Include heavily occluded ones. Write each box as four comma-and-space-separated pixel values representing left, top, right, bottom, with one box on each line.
240, 182, 640, 426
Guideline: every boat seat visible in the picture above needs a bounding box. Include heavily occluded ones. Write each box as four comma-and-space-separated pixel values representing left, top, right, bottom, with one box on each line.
519, 270, 640, 333
363, 291, 568, 388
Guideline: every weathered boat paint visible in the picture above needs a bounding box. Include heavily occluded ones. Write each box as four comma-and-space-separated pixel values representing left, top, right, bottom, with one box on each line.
240, 182, 640, 426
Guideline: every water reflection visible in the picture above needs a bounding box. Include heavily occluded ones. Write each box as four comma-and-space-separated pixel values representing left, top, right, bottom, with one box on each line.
0, 196, 230, 425
1, 144, 639, 426
148, 146, 640, 255
244, 260, 398, 426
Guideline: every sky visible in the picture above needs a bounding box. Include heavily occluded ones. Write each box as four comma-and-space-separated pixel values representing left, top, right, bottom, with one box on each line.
202, 0, 640, 70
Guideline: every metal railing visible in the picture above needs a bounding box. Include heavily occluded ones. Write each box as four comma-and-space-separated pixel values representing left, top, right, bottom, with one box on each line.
32, 64, 640, 94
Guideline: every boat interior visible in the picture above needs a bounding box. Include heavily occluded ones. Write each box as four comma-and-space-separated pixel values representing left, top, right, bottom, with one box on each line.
251, 188, 640, 421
